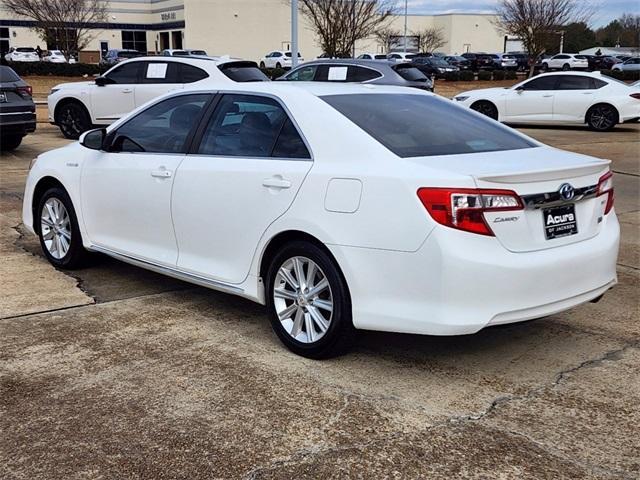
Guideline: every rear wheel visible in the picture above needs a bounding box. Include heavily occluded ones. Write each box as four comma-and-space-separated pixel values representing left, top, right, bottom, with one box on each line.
57, 102, 91, 140
471, 100, 499, 120
37, 187, 90, 269
259, 61, 265, 69
0, 135, 23, 151
266, 241, 355, 359
586, 104, 618, 131
275, 62, 282, 69
541, 63, 549, 71
562, 63, 571, 71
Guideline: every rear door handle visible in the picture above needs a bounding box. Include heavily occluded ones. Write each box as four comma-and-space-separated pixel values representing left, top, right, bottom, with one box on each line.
122, 88, 133, 94
542, 94, 554, 98
262, 176, 291, 189
151, 169, 172, 178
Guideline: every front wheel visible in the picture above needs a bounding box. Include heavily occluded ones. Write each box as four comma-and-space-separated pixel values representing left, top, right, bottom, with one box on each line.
471, 100, 499, 120
266, 241, 355, 359
57, 102, 91, 140
587, 104, 618, 131
37, 187, 90, 269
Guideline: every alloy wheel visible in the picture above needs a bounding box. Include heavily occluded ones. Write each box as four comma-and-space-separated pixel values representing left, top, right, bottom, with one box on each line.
60, 106, 85, 138
41, 197, 71, 259
273, 256, 333, 344
589, 106, 616, 131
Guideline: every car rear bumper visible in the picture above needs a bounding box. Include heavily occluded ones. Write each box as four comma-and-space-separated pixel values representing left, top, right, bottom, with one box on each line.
329, 212, 619, 336
0, 111, 36, 135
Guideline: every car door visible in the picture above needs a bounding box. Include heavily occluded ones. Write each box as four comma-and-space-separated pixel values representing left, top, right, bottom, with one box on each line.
81, 93, 212, 265
552, 75, 599, 122
504, 75, 558, 122
134, 60, 183, 108
171, 93, 313, 284
91, 61, 141, 123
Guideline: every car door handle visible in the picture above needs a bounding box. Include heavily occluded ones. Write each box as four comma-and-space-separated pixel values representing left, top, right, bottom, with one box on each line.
262, 176, 291, 189
542, 94, 554, 98
122, 88, 133, 93
151, 169, 172, 178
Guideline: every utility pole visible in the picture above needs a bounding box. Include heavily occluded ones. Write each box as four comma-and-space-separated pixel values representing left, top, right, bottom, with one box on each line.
403, 0, 408, 53
558, 30, 565, 54
292, 0, 299, 67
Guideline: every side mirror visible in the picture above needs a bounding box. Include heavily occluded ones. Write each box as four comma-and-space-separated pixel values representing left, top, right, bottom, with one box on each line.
80, 128, 106, 150
95, 76, 113, 87
515, 86, 524, 93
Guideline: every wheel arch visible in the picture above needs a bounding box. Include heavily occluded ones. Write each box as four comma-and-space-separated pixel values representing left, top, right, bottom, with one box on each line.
470, 99, 500, 119
585, 102, 620, 125
53, 96, 92, 124
31, 176, 68, 234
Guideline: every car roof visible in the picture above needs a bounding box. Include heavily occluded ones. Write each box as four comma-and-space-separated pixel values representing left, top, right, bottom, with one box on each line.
299, 58, 397, 67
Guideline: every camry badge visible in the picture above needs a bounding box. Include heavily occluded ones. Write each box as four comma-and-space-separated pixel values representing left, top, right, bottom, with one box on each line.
559, 183, 575, 201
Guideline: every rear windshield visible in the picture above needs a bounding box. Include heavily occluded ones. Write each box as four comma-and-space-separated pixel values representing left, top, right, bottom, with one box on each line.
374, 54, 387, 59
322, 93, 536, 158
575, 55, 588, 59
285, 52, 302, 57
189, 50, 207, 56
218, 63, 270, 82
16, 47, 35, 52
393, 65, 428, 82
119, 51, 144, 58
0, 66, 20, 82
172, 51, 189, 56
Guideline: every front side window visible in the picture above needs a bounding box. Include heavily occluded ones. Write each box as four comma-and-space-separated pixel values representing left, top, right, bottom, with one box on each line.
106, 62, 142, 84
556, 75, 593, 90
322, 93, 536, 158
109, 94, 210, 153
286, 65, 317, 81
520, 76, 557, 90
197, 94, 309, 159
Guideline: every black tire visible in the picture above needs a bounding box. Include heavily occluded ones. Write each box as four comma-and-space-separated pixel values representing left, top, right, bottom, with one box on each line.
541, 63, 548, 71
562, 63, 570, 71
0, 135, 23, 151
36, 187, 90, 269
56, 101, 91, 140
259, 61, 265, 69
275, 62, 282, 69
471, 100, 499, 120
586, 104, 618, 132
265, 241, 356, 359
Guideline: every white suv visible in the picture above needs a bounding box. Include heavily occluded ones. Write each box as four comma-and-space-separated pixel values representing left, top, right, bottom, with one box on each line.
259, 51, 303, 69
4, 47, 40, 63
48, 57, 269, 138
541, 54, 589, 71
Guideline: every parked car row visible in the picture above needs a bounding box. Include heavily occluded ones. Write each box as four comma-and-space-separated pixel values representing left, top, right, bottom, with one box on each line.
4, 47, 76, 64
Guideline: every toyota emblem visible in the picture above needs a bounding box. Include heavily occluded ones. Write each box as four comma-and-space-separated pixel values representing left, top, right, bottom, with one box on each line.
559, 183, 575, 201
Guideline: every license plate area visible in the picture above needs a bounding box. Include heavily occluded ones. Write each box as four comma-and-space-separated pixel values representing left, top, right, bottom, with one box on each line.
543, 204, 578, 240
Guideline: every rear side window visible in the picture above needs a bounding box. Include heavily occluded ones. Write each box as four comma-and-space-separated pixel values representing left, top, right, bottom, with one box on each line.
180, 63, 208, 83
521, 76, 557, 90
347, 66, 381, 82
140, 62, 180, 84
556, 75, 593, 90
197, 94, 309, 159
0, 66, 20, 82
106, 62, 141, 84
393, 66, 428, 82
322, 93, 535, 158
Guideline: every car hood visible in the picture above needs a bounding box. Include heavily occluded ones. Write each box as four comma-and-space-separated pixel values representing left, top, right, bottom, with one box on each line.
53, 81, 95, 90
459, 87, 511, 97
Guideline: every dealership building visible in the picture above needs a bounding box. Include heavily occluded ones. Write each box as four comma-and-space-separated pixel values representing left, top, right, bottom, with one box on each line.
0, 0, 508, 62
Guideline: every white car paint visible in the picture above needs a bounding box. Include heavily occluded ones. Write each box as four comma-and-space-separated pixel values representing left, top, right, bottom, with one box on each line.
24, 82, 619, 350
42, 50, 67, 63
612, 57, 640, 72
387, 52, 416, 63
454, 71, 640, 126
4, 47, 39, 63
542, 54, 589, 71
47, 56, 261, 128
260, 51, 303, 69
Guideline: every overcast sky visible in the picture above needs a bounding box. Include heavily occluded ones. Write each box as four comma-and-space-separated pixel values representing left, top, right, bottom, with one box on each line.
405, 0, 638, 27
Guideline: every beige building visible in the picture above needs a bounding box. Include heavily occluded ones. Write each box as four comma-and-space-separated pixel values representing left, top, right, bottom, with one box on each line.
1, 0, 506, 62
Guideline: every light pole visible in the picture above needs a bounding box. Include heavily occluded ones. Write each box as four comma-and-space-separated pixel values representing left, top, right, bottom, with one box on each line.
556, 30, 565, 54
403, 0, 408, 53
292, 0, 299, 67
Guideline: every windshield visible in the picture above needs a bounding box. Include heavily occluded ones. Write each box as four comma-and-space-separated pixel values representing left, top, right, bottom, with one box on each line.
431, 59, 449, 66
374, 54, 387, 59
172, 51, 189, 56
394, 66, 428, 82
119, 51, 144, 58
189, 50, 207, 55
322, 94, 536, 158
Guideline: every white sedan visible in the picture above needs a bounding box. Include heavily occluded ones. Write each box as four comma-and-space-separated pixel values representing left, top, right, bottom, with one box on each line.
47, 56, 269, 139
42, 50, 67, 63
454, 71, 640, 131
24, 83, 619, 358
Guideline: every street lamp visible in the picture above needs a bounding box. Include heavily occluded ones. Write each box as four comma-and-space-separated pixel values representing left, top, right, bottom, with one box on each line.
403, 0, 408, 53
292, 0, 299, 67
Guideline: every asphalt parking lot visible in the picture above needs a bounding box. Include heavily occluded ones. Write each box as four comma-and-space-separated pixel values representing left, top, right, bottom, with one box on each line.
1, 122, 639, 479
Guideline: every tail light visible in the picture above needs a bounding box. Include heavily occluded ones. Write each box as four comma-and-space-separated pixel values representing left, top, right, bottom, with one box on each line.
17, 85, 32, 97
597, 171, 614, 214
417, 188, 523, 236
630, 93, 640, 100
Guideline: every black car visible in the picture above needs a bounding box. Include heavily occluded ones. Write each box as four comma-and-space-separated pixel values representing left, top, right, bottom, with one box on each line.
506, 52, 529, 71
411, 56, 458, 78
588, 55, 622, 70
0, 66, 36, 151
443, 55, 471, 70
461, 53, 494, 71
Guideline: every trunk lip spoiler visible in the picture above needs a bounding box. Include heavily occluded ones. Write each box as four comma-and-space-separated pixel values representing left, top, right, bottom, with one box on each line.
473, 161, 610, 184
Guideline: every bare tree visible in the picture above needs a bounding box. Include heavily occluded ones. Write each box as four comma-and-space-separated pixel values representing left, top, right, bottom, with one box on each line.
494, 0, 593, 76
412, 26, 446, 53
4, 0, 109, 59
297, 0, 398, 57
374, 27, 401, 52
